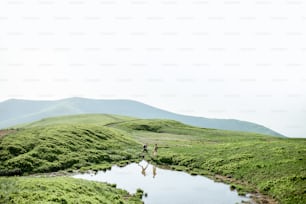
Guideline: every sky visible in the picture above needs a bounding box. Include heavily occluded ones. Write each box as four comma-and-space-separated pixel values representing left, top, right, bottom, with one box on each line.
0, 0, 305, 138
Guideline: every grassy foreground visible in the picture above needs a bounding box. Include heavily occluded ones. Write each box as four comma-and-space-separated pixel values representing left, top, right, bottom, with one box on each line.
0, 177, 143, 204
0, 114, 305, 204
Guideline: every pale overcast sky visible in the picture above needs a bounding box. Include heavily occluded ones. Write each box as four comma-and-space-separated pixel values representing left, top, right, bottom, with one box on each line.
0, 0, 305, 137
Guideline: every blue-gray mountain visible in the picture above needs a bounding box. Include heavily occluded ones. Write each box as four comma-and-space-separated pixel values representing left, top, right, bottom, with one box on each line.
0, 97, 284, 137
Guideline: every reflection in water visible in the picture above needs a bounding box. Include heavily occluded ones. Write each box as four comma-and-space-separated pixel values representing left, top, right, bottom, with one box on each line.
138, 160, 157, 178
73, 160, 250, 204
138, 161, 149, 176
152, 166, 157, 178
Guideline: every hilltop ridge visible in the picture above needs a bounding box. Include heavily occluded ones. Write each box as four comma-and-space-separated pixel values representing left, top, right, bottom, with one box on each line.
0, 97, 283, 137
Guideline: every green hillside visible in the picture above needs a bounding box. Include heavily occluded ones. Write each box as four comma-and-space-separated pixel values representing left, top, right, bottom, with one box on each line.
111, 119, 306, 203
14, 114, 135, 128
0, 124, 140, 176
0, 114, 305, 204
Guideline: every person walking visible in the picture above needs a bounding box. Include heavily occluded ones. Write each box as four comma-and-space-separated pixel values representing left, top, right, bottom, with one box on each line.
141, 143, 148, 158
143, 143, 148, 153
153, 144, 158, 156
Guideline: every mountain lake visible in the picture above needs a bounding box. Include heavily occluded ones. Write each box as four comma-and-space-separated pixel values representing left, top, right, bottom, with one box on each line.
72, 160, 252, 204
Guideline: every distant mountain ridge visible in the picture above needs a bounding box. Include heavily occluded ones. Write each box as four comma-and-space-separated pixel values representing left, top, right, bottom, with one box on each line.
0, 97, 284, 137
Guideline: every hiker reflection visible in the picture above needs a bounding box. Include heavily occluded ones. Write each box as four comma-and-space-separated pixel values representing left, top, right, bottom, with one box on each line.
153, 166, 157, 178
138, 162, 149, 176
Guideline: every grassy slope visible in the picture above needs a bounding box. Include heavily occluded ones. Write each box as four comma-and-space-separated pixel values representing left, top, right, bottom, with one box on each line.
13, 114, 135, 128
1, 115, 305, 204
0, 115, 143, 204
0, 177, 143, 204
111, 119, 306, 204
0, 124, 141, 176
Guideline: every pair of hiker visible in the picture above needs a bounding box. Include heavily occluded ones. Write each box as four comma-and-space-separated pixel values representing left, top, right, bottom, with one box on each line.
143, 143, 158, 156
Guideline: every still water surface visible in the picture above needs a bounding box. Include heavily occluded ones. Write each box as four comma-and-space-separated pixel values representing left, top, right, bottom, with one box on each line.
73, 160, 250, 204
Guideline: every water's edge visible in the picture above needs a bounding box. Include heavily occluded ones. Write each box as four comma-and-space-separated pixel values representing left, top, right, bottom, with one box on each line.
72, 160, 252, 204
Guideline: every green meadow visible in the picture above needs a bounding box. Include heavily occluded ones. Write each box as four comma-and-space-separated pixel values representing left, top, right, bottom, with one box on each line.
0, 114, 305, 204
0, 177, 143, 204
